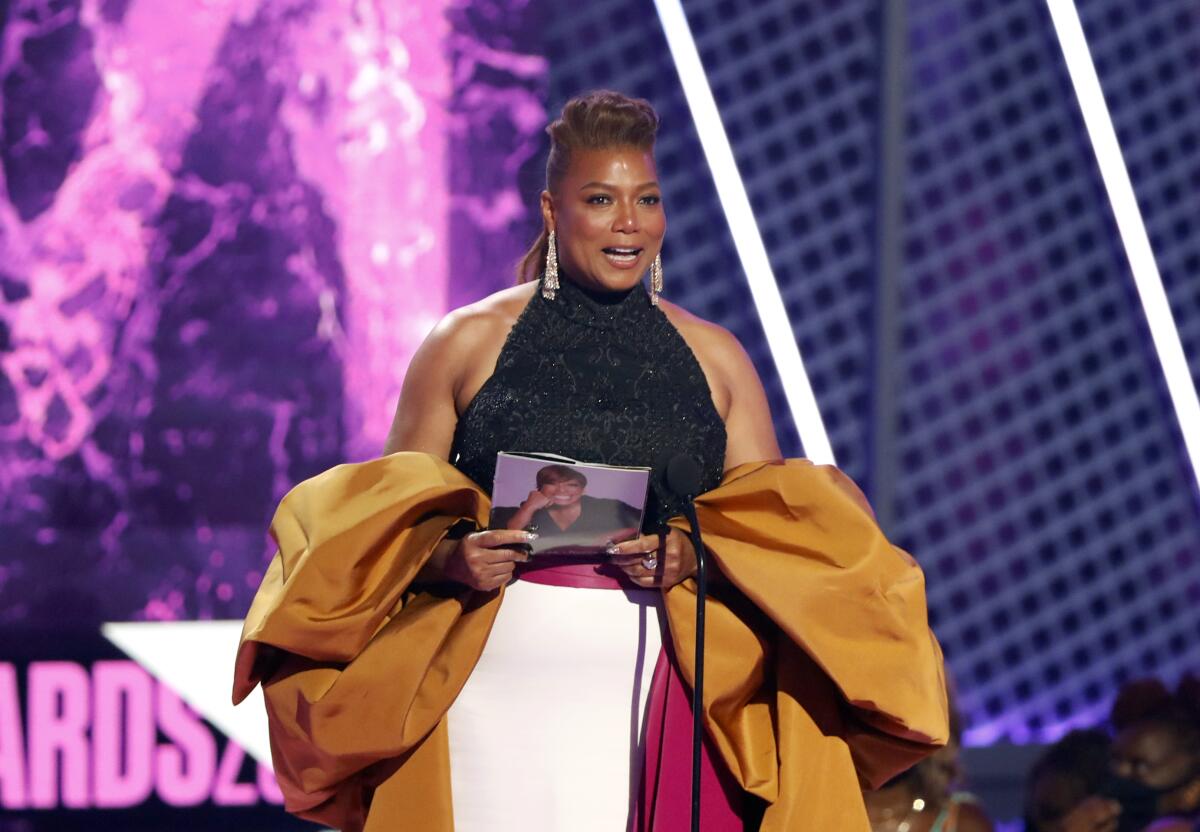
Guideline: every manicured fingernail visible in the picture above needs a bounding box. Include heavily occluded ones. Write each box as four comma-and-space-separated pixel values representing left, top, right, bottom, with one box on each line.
605, 543, 620, 556
524, 531, 539, 541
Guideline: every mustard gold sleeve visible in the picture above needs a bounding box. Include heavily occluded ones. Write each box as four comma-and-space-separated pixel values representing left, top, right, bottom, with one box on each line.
664, 459, 948, 830
231, 452, 495, 829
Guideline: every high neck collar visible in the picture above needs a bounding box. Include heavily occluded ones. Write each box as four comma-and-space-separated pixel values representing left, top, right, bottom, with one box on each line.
541, 273, 650, 329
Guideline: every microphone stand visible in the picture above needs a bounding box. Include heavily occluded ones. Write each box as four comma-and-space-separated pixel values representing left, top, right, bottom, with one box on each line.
678, 500, 707, 832
666, 454, 707, 832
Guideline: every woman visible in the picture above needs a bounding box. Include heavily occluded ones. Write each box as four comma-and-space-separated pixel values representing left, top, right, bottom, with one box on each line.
389, 90, 781, 830
234, 90, 948, 831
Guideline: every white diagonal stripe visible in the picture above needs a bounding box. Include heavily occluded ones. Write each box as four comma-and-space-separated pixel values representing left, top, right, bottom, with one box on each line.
1047, 0, 1200, 491
653, 0, 835, 464
102, 620, 272, 766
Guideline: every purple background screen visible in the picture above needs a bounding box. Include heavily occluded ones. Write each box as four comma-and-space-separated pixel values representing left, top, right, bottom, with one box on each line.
0, 0, 543, 826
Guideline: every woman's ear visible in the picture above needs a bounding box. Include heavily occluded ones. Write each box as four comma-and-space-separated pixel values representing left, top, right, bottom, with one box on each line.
540, 190, 555, 232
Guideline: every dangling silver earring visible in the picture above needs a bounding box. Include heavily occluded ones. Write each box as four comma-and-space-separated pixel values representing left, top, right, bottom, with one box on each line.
543, 230, 559, 300
650, 251, 663, 306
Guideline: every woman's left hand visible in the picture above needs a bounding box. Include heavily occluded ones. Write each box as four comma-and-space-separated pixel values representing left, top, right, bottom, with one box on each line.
607, 528, 696, 588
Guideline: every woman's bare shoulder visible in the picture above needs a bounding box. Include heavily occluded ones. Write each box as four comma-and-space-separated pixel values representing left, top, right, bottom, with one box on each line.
436, 281, 538, 347
658, 299, 760, 422
385, 282, 537, 455
422, 281, 538, 412
658, 298, 781, 463
658, 299, 752, 376
657, 297, 722, 335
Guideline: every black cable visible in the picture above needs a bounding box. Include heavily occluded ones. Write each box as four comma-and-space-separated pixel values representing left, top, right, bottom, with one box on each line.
665, 455, 706, 832
683, 507, 706, 832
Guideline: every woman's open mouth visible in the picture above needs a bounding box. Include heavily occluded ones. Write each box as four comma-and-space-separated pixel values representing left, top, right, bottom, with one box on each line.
602, 247, 643, 269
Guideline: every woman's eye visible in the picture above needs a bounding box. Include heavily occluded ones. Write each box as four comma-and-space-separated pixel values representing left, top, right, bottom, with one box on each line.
587, 194, 611, 204
640, 195, 661, 205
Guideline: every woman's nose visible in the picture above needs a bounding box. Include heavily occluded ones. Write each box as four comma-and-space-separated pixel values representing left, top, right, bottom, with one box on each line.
613, 207, 637, 232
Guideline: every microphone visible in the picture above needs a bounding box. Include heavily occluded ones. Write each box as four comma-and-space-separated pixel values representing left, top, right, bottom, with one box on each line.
665, 454, 706, 832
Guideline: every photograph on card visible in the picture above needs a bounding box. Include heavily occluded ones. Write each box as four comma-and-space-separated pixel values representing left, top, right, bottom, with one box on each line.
489, 453, 650, 556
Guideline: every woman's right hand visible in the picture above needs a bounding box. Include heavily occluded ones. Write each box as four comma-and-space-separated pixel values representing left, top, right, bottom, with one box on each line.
442, 529, 536, 591
505, 489, 553, 530
520, 489, 553, 511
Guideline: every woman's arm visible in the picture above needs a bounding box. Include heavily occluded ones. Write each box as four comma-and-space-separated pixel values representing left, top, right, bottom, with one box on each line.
381, 313, 475, 579
382, 300, 536, 586
505, 490, 551, 530
708, 327, 783, 470
383, 310, 501, 580
382, 312, 472, 459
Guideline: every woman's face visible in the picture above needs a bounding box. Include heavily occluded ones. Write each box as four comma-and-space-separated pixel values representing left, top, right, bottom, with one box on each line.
541, 146, 665, 294
540, 478, 585, 507
1111, 723, 1200, 813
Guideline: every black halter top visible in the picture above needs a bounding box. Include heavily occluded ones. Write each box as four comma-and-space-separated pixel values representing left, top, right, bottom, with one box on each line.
449, 276, 727, 531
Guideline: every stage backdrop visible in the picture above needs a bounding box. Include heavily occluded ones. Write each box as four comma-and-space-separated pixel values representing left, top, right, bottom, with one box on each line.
3, 0, 1200, 829
0, 0, 542, 828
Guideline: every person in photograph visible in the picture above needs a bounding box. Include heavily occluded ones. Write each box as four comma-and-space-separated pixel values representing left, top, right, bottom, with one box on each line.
236, 90, 949, 832
497, 464, 640, 549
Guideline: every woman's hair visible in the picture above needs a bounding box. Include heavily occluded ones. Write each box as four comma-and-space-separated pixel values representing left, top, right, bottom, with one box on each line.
1110, 674, 1200, 750
536, 464, 588, 489
1028, 729, 1112, 786
517, 90, 661, 283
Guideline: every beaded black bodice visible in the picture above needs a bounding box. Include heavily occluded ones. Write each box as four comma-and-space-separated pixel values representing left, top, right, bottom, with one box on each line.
449, 276, 727, 531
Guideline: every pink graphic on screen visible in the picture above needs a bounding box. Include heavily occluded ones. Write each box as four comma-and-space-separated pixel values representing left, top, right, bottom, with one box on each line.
0, 0, 545, 628
0, 0, 545, 824
0, 659, 283, 809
